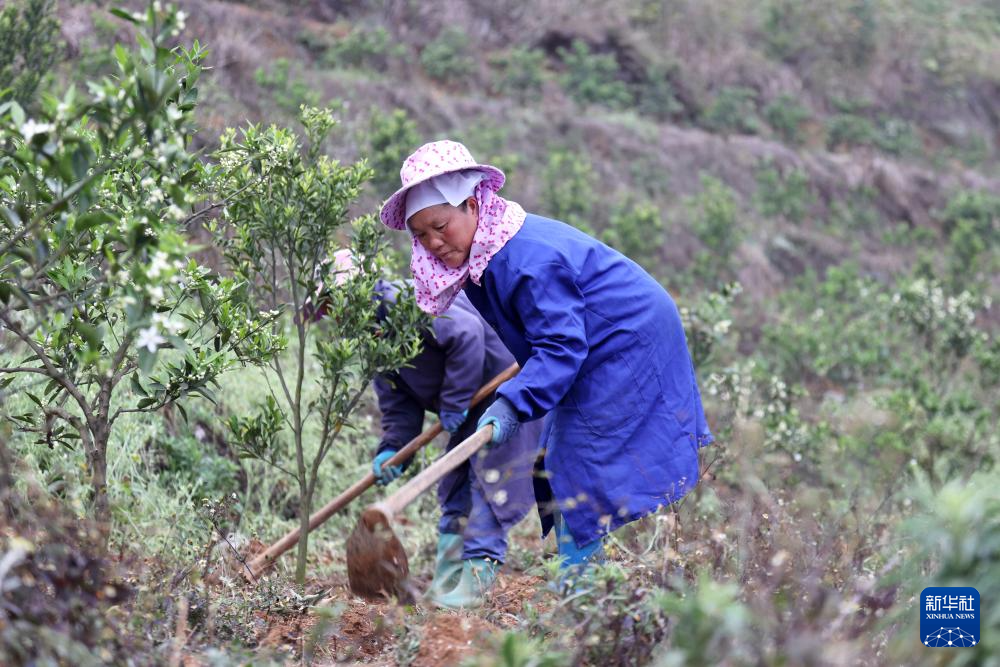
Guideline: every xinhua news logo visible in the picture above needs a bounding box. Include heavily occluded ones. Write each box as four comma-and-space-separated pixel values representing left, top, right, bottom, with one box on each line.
920, 587, 980, 648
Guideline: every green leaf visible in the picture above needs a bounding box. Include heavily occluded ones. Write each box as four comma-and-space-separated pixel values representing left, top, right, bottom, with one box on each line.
0, 206, 21, 230
138, 348, 157, 375
76, 322, 102, 352
12, 245, 33, 263
26, 391, 42, 407
43, 378, 61, 398
166, 334, 188, 354
130, 374, 148, 397
136, 397, 158, 409
8, 101, 25, 129
109, 8, 141, 24
74, 211, 114, 234
196, 386, 218, 404
114, 43, 130, 68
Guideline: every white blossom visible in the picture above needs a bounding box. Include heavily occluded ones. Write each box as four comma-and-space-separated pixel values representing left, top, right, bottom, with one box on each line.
20, 119, 54, 142
152, 312, 183, 335
136, 326, 166, 353
148, 251, 170, 278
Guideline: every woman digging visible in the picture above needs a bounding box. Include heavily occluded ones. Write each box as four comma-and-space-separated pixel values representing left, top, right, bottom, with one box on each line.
367, 276, 545, 609
379, 140, 713, 598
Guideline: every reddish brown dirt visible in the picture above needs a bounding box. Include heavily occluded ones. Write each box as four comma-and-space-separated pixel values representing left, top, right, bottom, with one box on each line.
187, 564, 547, 663
412, 613, 495, 667
490, 573, 547, 621
335, 598, 397, 658
257, 609, 319, 652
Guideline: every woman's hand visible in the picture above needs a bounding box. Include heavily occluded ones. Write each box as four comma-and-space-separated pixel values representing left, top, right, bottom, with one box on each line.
439, 409, 468, 433
477, 396, 519, 446
372, 449, 403, 486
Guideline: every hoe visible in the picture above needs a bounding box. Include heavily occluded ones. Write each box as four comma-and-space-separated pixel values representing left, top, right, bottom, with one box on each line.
244, 363, 518, 581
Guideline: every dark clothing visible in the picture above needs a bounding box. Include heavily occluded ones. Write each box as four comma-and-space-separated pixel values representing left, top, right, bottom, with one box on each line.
463, 215, 713, 547
372, 282, 543, 551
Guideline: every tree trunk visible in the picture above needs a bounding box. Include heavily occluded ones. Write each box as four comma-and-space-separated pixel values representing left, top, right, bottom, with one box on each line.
295, 487, 312, 590
88, 430, 110, 537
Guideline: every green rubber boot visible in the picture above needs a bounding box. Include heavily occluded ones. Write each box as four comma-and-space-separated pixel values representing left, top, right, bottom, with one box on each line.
428, 558, 499, 609
426, 533, 464, 597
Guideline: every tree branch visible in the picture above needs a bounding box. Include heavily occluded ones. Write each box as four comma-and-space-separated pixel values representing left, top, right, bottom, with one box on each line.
0, 311, 96, 429
43, 404, 93, 453
180, 166, 271, 229
0, 163, 113, 258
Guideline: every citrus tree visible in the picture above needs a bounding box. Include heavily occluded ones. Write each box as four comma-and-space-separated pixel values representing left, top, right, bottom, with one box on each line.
0, 4, 281, 526
215, 107, 427, 587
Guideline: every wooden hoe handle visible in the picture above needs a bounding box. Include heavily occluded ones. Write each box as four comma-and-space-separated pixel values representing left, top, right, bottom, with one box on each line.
245, 362, 519, 578
378, 425, 494, 518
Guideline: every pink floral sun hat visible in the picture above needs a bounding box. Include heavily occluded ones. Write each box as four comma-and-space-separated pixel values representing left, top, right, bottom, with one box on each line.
379, 140, 506, 230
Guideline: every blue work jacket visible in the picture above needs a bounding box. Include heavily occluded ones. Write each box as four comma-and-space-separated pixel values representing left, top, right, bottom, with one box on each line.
463, 215, 713, 546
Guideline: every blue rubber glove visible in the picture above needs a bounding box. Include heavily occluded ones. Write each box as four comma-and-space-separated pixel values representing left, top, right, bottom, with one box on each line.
477, 396, 519, 446
439, 409, 468, 433
372, 449, 403, 486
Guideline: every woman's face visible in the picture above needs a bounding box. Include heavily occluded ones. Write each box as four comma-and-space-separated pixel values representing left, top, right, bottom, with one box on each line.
408, 197, 479, 269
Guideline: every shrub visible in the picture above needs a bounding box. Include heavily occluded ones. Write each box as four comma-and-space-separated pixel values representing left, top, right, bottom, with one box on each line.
367, 107, 421, 196
827, 186, 880, 234
323, 24, 406, 70
760, 263, 893, 385
420, 28, 474, 84
637, 64, 683, 122
655, 576, 752, 665
701, 86, 760, 135
0, 441, 142, 664
601, 198, 664, 271
490, 46, 547, 102
873, 115, 920, 156
157, 433, 241, 499
686, 175, 741, 284
253, 58, 322, 114
528, 562, 671, 665
707, 359, 823, 465
0, 0, 59, 109
889, 471, 1000, 664
825, 112, 877, 150
754, 164, 814, 224
761, 0, 877, 69
760, 0, 812, 63
559, 40, 633, 109
763, 95, 811, 144
467, 632, 568, 667
940, 189, 1000, 236
689, 175, 740, 255
679, 282, 742, 369
940, 190, 1000, 289
541, 149, 597, 235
